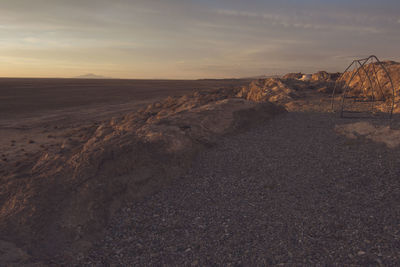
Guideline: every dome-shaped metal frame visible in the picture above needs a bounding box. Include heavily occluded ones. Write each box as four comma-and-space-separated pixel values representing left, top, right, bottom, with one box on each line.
331, 55, 396, 119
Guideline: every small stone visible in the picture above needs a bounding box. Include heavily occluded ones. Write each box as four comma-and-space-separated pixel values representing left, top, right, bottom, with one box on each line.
357, 251, 366, 256
375, 258, 383, 266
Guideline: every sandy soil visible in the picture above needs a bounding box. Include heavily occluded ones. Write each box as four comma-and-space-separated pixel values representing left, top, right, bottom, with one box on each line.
0, 78, 250, 169
0, 78, 252, 120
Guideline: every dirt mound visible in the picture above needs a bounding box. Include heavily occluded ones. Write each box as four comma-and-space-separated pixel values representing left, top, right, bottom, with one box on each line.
0, 87, 285, 263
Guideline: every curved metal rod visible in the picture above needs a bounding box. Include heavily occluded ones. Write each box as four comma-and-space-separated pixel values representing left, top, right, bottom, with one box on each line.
339, 58, 372, 117
371, 62, 385, 101
369, 55, 396, 118
339, 65, 360, 116
356, 62, 367, 97
331, 60, 357, 111
357, 60, 377, 111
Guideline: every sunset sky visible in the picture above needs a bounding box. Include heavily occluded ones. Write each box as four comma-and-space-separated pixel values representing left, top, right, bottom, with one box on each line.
0, 0, 399, 79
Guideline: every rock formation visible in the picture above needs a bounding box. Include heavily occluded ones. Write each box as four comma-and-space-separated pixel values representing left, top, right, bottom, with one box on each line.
282, 72, 303, 80
0, 87, 285, 263
237, 78, 301, 106
338, 61, 400, 112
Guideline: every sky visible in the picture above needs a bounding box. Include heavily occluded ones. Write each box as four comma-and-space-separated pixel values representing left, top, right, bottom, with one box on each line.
0, 0, 399, 79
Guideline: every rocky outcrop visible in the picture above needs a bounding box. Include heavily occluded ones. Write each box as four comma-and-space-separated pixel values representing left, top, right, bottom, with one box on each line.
311, 71, 341, 82
280, 71, 342, 94
309, 71, 341, 94
282, 71, 340, 83
236, 76, 344, 111
340, 61, 400, 96
0, 87, 285, 263
282, 72, 303, 80
339, 61, 400, 112
311, 71, 330, 82
237, 78, 302, 106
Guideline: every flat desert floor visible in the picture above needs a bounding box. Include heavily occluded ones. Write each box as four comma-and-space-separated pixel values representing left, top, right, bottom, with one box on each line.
0, 78, 250, 164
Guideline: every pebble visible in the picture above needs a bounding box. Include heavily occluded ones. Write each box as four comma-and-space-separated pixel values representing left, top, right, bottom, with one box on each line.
78, 112, 400, 266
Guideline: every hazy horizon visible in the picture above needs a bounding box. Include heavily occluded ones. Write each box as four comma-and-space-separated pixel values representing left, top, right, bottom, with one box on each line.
1, 0, 399, 79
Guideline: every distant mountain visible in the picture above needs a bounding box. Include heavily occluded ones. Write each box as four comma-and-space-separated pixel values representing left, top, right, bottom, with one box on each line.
74, 73, 110, 79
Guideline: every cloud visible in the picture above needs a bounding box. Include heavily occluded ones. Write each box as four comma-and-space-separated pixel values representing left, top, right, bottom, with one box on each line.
214, 8, 389, 34
0, 0, 399, 78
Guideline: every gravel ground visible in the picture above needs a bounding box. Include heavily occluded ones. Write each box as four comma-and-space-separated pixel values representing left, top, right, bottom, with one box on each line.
82, 112, 400, 266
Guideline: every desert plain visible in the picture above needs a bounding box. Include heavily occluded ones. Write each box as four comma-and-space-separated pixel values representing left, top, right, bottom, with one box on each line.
0, 78, 250, 170
0, 64, 400, 265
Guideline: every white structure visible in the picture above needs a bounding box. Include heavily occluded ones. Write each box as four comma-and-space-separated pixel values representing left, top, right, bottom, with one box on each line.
300, 74, 312, 81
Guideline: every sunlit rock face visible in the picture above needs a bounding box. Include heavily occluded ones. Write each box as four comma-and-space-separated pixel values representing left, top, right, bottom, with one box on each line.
282, 72, 303, 80
236, 73, 338, 110
237, 78, 301, 104
339, 61, 400, 112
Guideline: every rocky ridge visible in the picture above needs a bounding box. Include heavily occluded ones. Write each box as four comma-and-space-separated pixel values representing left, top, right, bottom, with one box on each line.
338, 61, 400, 113
0, 87, 285, 263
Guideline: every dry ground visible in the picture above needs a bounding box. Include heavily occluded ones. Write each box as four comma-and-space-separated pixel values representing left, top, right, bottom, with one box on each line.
81, 111, 400, 266
1, 78, 399, 265
0, 78, 250, 168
